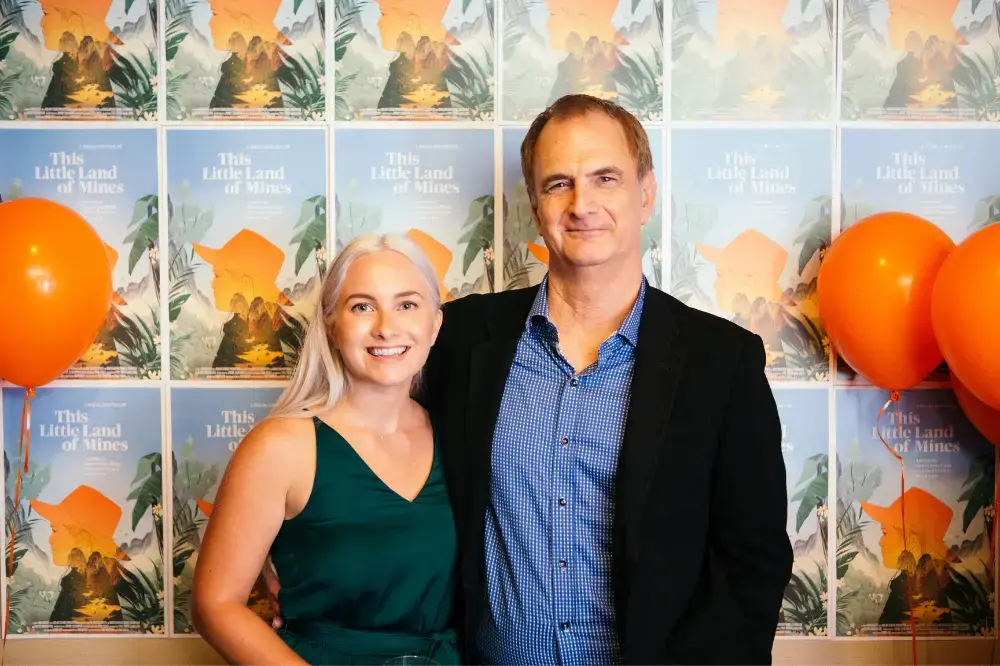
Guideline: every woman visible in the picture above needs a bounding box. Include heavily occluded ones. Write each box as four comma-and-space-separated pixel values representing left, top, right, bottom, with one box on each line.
192, 234, 458, 665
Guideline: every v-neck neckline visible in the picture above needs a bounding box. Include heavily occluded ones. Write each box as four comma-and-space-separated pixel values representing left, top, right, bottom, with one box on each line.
315, 417, 435, 504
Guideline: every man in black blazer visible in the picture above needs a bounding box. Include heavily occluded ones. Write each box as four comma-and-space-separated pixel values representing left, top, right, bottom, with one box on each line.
420, 94, 793, 665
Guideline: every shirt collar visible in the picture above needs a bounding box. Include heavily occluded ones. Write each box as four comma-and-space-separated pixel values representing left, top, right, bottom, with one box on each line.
526, 273, 646, 347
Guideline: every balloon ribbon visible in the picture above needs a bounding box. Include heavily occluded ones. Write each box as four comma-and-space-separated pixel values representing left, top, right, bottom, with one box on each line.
876, 390, 917, 666
3, 387, 33, 658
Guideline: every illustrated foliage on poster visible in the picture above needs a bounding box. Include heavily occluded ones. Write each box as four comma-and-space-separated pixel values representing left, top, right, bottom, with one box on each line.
775, 388, 831, 637
502, 0, 663, 122
334, 128, 495, 299
670, 128, 832, 382
0, 128, 162, 380
165, 0, 326, 121
166, 128, 327, 380
3, 388, 166, 635
0, 0, 159, 121
334, 0, 495, 121
835, 389, 996, 637
672, 0, 835, 120
841, 0, 1000, 121
170, 387, 283, 634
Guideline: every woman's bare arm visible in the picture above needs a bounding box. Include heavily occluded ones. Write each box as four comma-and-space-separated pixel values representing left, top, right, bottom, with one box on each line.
192, 417, 311, 665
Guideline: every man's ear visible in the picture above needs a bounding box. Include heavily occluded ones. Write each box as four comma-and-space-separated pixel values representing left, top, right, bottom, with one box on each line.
639, 171, 658, 226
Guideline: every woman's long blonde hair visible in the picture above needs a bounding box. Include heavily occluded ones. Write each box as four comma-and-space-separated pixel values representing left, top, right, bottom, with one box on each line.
268, 233, 442, 420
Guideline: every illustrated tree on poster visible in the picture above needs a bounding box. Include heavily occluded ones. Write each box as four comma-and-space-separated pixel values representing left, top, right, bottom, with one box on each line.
782, 453, 829, 636
0, 0, 22, 120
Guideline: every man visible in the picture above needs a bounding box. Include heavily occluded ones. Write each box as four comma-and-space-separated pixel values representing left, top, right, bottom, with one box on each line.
420, 94, 791, 665
267, 94, 793, 664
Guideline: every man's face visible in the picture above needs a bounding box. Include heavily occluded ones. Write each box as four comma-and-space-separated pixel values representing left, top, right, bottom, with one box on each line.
529, 112, 655, 272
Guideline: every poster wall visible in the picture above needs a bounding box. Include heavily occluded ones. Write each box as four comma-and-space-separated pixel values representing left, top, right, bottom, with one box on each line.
0, 0, 997, 648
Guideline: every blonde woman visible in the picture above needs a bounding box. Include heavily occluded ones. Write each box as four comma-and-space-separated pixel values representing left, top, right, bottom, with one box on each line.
192, 234, 458, 665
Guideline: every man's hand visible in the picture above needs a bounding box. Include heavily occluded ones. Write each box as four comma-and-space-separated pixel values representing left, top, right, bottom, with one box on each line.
261, 555, 283, 629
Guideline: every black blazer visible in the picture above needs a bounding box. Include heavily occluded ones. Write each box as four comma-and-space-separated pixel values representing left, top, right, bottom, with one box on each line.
421, 283, 793, 665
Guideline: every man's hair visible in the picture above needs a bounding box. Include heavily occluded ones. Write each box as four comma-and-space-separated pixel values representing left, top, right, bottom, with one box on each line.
520, 94, 653, 202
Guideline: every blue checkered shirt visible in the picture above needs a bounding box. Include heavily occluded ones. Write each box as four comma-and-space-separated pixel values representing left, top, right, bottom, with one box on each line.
475, 275, 646, 665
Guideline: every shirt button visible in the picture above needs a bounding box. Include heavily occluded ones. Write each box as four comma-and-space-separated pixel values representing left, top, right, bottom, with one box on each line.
558, 559, 567, 569
560, 622, 570, 631
570, 377, 579, 387
558, 498, 567, 507
561, 436, 569, 446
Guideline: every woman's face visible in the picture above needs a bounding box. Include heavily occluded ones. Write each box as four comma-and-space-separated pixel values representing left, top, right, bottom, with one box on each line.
332, 250, 442, 391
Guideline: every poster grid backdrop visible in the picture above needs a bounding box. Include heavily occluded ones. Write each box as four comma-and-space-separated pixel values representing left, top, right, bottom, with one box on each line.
0, 0, 997, 647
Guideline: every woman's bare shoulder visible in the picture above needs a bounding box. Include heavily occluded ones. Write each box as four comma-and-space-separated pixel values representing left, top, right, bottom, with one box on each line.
231, 415, 316, 465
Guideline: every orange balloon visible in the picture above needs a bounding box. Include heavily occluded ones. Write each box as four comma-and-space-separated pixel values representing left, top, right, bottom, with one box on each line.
0, 198, 112, 388
931, 223, 1000, 411
818, 212, 954, 390
953, 374, 1000, 447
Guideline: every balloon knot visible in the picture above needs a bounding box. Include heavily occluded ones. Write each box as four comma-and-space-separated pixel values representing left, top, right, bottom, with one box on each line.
890, 390, 900, 402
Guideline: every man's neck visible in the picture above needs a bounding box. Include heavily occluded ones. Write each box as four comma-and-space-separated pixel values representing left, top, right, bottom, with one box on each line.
545, 262, 644, 335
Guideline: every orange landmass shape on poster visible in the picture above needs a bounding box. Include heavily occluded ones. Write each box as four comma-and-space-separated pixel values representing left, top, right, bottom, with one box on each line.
861, 486, 953, 568
697, 229, 787, 311
526, 242, 549, 265
405, 228, 454, 302
546, 0, 625, 49
192, 229, 287, 312
197, 498, 215, 517
29, 485, 129, 566
206, 0, 291, 51
885, 0, 963, 50
377, 0, 457, 47
715, 0, 789, 50
37, 0, 122, 50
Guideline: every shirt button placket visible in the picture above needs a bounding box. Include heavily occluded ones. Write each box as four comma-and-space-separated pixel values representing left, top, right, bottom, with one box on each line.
554, 374, 577, 657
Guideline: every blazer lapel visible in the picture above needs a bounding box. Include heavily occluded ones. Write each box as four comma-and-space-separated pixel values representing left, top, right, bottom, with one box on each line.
616, 290, 686, 561
464, 288, 538, 516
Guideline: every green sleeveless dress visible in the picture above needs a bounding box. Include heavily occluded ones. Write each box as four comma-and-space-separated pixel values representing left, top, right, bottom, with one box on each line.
269, 417, 460, 665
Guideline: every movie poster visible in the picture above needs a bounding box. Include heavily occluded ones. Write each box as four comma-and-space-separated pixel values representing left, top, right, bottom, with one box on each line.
165, 0, 326, 121
0, 128, 160, 380
671, 0, 835, 120
841, 0, 1000, 121
334, 128, 495, 299
501, 0, 663, 122
0, 0, 158, 121
333, 0, 495, 121
774, 387, 830, 637
670, 128, 833, 382
2, 387, 165, 635
834, 388, 995, 637
166, 128, 328, 380
838, 127, 1000, 385
500, 125, 664, 291
170, 386, 283, 635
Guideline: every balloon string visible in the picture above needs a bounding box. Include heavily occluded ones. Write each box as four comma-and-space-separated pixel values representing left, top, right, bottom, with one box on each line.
3, 388, 33, 658
876, 390, 917, 666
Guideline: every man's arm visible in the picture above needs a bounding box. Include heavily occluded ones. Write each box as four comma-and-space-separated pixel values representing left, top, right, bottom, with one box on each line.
712, 333, 793, 663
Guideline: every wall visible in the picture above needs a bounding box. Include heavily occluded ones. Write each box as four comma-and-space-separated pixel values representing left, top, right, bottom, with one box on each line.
0, 0, 997, 664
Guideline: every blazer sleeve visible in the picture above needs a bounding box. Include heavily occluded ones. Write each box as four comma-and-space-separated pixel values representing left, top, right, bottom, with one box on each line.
712, 333, 793, 662
417, 301, 453, 417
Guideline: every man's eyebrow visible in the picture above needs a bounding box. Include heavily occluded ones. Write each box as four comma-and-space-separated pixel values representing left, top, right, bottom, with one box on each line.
539, 166, 624, 190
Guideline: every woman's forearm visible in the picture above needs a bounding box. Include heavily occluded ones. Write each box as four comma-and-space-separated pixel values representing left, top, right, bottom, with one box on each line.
194, 602, 307, 665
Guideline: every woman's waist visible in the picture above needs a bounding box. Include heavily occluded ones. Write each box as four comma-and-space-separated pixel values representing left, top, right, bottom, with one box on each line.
280, 618, 457, 651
